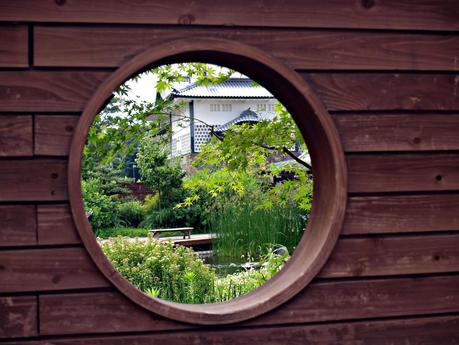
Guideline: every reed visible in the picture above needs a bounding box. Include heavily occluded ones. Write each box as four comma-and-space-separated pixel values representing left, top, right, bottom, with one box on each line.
211, 204, 307, 260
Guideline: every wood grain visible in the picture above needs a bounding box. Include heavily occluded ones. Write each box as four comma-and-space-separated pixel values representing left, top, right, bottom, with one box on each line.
37, 204, 80, 245
0, 71, 110, 112
39, 292, 190, 335
303, 73, 459, 111
348, 153, 459, 193
11, 315, 459, 345
0, 296, 37, 338
2, 232, 454, 294
320, 234, 459, 278
0, 205, 36, 246
0, 25, 28, 67
38, 275, 459, 335
0, 247, 109, 292
35, 115, 79, 156
0, 115, 32, 156
0, 160, 67, 201
334, 113, 459, 152
344, 194, 459, 234
2, 1, 459, 31
252, 275, 459, 326
35, 26, 459, 71
2, 72, 458, 112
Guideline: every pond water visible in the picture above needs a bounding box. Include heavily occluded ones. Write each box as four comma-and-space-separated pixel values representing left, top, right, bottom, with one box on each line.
199, 251, 258, 277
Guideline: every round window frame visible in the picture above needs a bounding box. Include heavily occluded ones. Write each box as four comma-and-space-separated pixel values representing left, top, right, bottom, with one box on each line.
68, 38, 347, 325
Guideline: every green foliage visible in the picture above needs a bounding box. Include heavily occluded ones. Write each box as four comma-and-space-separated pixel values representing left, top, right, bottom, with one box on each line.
117, 199, 146, 228
136, 138, 185, 208
101, 237, 215, 304
82, 179, 120, 230
82, 63, 234, 175
213, 248, 289, 301
95, 227, 149, 239
83, 164, 131, 195
211, 203, 306, 259
142, 192, 210, 231
101, 237, 288, 303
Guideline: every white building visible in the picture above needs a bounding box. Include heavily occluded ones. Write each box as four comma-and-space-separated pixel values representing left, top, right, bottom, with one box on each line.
169, 77, 278, 157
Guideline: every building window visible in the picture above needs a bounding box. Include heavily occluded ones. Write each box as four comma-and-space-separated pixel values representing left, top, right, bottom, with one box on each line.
257, 103, 267, 112
210, 103, 232, 112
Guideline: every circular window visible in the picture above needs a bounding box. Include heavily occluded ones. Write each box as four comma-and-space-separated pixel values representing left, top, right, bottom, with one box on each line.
68, 38, 347, 325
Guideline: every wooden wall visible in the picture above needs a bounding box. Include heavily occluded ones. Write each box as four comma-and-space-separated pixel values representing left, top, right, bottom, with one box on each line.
1, 1, 459, 343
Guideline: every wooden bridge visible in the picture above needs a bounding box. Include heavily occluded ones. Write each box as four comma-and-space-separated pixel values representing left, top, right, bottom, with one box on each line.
158, 233, 214, 248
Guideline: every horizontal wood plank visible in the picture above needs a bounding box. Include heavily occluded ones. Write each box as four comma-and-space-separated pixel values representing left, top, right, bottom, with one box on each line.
0, 247, 108, 292
344, 194, 459, 234
0, 205, 36, 246
0, 115, 32, 156
252, 275, 459, 326
348, 153, 459, 193
8, 315, 458, 344
334, 113, 459, 152
2, 72, 458, 112
0, 296, 37, 338
35, 26, 459, 71
0, 71, 109, 112
29, 315, 459, 345
2, 1, 459, 31
4, 232, 456, 294
38, 275, 459, 334
39, 292, 190, 335
320, 234, 459, 278
34, 115, 79, 156
0, 160, 67, 201
37, 205, 80, 245
303, 73, 459, 111
0, 25, 28, 67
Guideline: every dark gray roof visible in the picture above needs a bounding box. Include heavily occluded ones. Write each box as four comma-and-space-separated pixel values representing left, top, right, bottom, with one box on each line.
215, 108, 259, 132
171, 78, 274, 99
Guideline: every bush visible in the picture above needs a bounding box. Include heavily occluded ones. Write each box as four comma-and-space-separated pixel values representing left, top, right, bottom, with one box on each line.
82, 179, 120, 230
101, 237, 216, 304
100, 237, 288, 304
141, 193, 210, 232
118, 199, 146, 227
95, 227, 149, 239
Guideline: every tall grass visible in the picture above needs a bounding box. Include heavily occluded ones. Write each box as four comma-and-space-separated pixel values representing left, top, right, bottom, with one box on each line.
211, 204, 307, 260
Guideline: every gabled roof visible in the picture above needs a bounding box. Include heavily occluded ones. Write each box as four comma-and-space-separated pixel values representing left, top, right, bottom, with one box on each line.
215, 108, 259, 132
171, 78, 274, 99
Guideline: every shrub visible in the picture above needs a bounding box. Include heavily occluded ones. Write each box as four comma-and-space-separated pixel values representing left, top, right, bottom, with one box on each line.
100, 237, 289, 304
118, 199, 146, 227
85, 164, 131, 196
95, 227, 149, 239
141, 193, 210, 232
82, 179, 120, 230
101, 237, 215, 304
212, 247, 289, 301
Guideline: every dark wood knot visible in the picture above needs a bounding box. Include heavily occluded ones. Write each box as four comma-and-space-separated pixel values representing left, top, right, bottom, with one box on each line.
178, 14, 196, 25
361, 0, 375, 9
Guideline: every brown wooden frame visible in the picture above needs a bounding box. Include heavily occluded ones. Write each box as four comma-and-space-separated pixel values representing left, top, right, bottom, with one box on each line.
68, 38, 347, 325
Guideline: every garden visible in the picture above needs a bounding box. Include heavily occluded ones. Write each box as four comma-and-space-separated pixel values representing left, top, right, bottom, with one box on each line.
82, 63, 313, 303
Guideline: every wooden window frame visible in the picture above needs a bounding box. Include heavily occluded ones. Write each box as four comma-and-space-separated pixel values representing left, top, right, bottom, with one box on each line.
68, 38, 347, 325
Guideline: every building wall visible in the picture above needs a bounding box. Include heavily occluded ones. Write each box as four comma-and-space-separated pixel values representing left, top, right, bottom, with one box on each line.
172, 97, 276, 154
1, 1, 459, 343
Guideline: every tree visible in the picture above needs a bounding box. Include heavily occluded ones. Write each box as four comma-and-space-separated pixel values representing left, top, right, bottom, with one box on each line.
83, 62, 312, 212
135, 137, 184, 209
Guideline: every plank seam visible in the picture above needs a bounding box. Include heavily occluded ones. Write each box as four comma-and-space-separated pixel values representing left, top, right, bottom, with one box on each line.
3, 311, 459, 342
